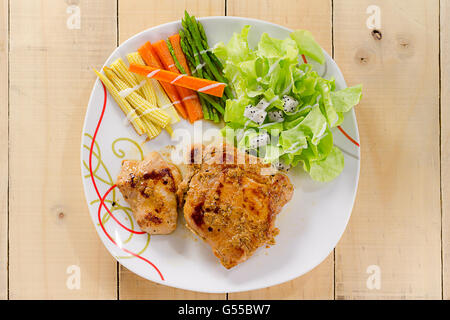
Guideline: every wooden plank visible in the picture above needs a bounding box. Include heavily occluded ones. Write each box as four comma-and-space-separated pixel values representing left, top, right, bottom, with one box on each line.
442, 0, 450, 301
118, 0, 225, 42
227, 0, 334, 300
230, 254, 333, 299
0, 0, 8, 300
9, 0, 118, 299
118, 0, 226, 300
227, 0, 332, 53
119, 268, 224, 300
334, 0, 441, 299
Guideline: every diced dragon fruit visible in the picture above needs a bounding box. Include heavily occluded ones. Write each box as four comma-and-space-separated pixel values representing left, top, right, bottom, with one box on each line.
244, 148, 258, 156
282, 95, 299, 113
268, 110, 284, 122
275, 161, 291, 171
249, 132, 270, 148
255, 98, 270, 110
244, 105, 267, 125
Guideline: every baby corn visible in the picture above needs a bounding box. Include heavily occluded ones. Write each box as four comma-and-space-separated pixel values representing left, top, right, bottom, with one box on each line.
126, 53, 158, 105
110, 58, 141, 92
93, 69, 146, 135
103, 67, 170, 128
129, 52, 181, 126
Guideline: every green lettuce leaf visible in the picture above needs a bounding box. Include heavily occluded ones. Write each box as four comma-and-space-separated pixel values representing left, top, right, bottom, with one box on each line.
331, 84, 363, 113
224, 97, 257, 127
214, 25, 253, 63
260, 122, 284, 134
317, 78, 339, 127
296, 104, 328, 144
309, 146, 345, 182
299, 128, 333, 163
262, 145, 284, 163
290, 30, 325, 64
220, 125, 238, 144
279, 125, 308, 155
257, 33, 299, 62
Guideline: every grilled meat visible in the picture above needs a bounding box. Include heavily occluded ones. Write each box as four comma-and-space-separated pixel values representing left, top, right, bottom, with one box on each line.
116, 151, 181, 234
181, 143, 294, 269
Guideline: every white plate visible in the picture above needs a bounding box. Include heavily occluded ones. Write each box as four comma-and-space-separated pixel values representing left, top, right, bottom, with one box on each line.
81, 16, 360, 293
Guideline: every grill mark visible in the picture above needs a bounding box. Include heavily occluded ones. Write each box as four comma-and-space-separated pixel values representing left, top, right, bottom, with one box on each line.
129, 173, 136, 187
189, 146, 202, 164
216, 182, 223, 197
143, 168, 171, 180
142, 168, 176, 192
191, 201, 205, 226
190, 148, 197, 164
146, 213, 162, 225
251, 186, 265, 198
222, 151, 228, 163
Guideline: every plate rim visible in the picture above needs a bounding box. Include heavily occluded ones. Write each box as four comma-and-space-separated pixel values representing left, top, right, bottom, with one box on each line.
80, 16, 360, 294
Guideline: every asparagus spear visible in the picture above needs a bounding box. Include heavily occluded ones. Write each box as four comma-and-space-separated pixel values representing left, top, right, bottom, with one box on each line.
183, 13, 220, 80
198, 93, 210, 120
196, 18, 225, 71
197, 19, 209, 48
179, 30, 194, 67
189, 14, 232, 100
166, 39, 186, 74
181, 20, 203, 73
181, 21, 228, 110
168, 38, 216, 120
181, 29, 216, 119
183, 12, 233, 99
201, 94, 225, 114
181, 11, 233, 120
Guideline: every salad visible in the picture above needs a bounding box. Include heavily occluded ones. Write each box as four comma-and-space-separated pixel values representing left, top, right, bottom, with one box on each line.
214, 26, 362, 182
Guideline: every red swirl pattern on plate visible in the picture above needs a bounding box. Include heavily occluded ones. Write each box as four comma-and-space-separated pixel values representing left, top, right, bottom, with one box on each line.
337, 125, 360, 147
88, 82, 164, 281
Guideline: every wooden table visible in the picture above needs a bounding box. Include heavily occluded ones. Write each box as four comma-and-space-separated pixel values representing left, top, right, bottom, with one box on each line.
0, 0, 448, 299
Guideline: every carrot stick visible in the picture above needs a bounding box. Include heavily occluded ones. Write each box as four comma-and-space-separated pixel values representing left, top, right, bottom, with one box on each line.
169, 35, 207, 122
152, 40, 178, 72
169, 34, 191, 76
138, 42, 188, 119
152, 40, 203, 122
138, 42, 163, 68
129, 63, 226, 98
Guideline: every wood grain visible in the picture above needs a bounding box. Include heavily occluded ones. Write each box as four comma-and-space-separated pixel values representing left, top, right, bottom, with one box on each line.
8, 0, 117, 299
230, 253, 333, 300
227, 0, 332, 53
441, 0, 450, 300
227, 0, 334, 299
0, 0, 8, 300
334, 0, 441, 299
118, 0, 225, 300
118, 0, 225, 43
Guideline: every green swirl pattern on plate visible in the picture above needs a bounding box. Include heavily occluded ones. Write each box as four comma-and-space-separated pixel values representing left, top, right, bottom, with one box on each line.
83, 133, 150, 257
